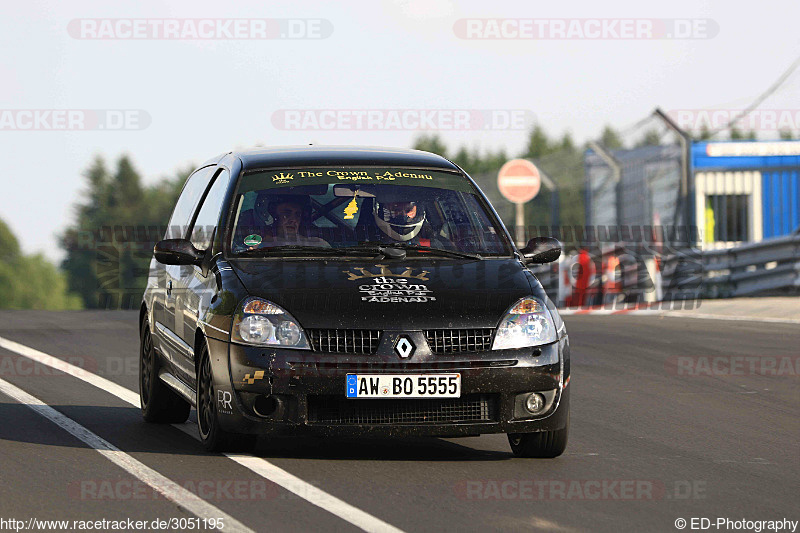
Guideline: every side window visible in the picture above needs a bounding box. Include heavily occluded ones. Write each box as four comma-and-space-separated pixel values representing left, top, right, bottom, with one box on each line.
165, 166, 215, 239
190, 169, 232, 251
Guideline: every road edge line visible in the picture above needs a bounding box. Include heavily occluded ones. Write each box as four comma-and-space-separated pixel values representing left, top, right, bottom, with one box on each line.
0, 334, 405, 533
0, 375, 252, 533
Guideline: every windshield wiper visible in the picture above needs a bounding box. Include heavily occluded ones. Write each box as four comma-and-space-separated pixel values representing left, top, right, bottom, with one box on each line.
235, 245, 376, 258
393, 243, 483, 260
343, 244, 408, 259
352, 242, 483, 260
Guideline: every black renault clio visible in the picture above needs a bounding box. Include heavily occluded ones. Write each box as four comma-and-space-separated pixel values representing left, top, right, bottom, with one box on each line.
140, 146, 570, 457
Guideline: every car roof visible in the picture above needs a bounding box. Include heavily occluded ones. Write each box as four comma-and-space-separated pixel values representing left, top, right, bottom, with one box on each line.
224, 146, 462, 172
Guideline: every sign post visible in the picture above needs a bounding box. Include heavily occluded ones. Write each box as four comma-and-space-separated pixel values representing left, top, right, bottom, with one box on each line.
497, 159, 541, 246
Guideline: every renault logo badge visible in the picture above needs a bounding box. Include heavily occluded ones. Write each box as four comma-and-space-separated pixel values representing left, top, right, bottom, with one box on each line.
394, 336, 415, 359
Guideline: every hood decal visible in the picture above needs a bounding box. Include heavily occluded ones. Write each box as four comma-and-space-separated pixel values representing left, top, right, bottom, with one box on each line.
344, 264, 434, 303
342, 264, 429, 281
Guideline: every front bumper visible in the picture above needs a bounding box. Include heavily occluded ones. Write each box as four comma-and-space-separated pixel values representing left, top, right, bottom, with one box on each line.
210, 333, 570, 437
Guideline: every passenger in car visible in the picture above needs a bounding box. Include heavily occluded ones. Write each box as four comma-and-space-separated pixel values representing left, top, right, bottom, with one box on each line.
236, 193, 329, 248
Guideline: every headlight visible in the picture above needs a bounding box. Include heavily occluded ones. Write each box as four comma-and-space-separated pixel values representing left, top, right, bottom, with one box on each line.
231, 297, 310, 349
492, 297, 557, 350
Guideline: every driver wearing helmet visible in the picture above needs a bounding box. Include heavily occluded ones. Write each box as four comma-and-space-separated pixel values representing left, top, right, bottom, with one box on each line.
371, 190, 439, 246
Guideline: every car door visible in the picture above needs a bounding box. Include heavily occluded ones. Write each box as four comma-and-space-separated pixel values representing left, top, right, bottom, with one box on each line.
172, 167, 233, 384
153, 165, 216, 373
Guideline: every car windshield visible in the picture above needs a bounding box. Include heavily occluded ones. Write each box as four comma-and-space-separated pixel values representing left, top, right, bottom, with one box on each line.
228, 167, 510, 257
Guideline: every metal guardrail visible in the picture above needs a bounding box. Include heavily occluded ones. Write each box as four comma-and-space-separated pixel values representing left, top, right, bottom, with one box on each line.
662, 232, 800, 298
528, 232, 800, 305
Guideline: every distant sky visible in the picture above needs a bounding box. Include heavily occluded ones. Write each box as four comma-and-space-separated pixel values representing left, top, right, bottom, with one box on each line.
1, 0, 799, 260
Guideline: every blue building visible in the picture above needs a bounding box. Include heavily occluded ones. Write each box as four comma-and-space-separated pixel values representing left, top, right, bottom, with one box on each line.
585, 140, 800, 248
692, 141, 800, 246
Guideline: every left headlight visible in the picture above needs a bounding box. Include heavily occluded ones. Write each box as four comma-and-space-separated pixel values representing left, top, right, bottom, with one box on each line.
492, 297, 558, 350
231, 297, 310, 349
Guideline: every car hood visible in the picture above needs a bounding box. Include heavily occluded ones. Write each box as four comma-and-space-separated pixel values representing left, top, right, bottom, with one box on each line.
228, 258, 542, 329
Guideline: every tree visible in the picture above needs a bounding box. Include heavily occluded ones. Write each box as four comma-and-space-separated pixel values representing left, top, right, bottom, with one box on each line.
482, 148, 508, 175
0, 217, 21, 262
600, 125, 624, 149
451, 146, 472, 172
112, 156, 144, 215
634, 129, 662, 148
779, 129, 795, 140
60, 155, 189, 309
730, 127, 745, 140
412, 134, 448, 157
558, 133, 576, 153
522, 125, 552, 159
697, 121, 713, 140
0, 218, 82, 309
528, 133, 585, 241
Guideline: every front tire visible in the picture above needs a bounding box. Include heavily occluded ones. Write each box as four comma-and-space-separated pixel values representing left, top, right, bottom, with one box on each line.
196, 341, 256, 452
507, 415, 569, 458
139, 319, 190, 423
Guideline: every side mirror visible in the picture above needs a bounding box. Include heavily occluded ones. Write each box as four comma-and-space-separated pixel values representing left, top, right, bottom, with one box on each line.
520, 237, 562, 264
154, 239, 203, 266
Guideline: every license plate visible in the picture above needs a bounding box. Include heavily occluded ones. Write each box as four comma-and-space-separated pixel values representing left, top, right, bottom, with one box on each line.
346, 374, 461, 399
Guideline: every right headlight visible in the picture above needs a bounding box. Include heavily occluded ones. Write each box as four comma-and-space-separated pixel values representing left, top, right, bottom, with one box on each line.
492, 297, 558, 350
231, 297, 310, 349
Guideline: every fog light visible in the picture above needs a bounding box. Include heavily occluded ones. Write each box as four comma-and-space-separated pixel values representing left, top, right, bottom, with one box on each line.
253, 395, 278, 418
524, 392, 546, 414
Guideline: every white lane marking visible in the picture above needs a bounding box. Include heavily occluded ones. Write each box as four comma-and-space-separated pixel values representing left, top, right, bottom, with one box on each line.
0, 336, 140, 405
0, 376, 252, 533
225, 454, 405, 533
660, 311, 800, 324
559, 309, 661, 316
0, 335, 405, 533
558, 309, 800, 323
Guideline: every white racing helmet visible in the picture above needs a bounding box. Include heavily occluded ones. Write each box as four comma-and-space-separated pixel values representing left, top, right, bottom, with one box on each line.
373, 188, 426, 241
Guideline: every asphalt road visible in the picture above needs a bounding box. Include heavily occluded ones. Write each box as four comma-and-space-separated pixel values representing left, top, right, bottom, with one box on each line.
0, 310, 797, 533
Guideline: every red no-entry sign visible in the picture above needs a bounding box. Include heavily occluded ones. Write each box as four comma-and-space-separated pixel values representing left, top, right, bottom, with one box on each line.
497, 159, 541, 204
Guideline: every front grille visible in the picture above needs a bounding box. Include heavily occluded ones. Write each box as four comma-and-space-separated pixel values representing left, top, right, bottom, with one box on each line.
307, 329, 382, 355
307, 394, 497, 425
424, 328, 494, 354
